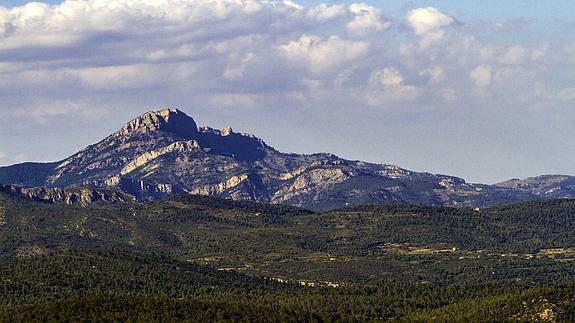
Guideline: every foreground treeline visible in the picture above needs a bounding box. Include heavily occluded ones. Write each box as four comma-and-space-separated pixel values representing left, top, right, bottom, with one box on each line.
1, 250, 574, 322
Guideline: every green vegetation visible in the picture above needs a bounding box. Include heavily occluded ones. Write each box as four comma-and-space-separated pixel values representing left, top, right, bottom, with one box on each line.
1, 250, 574, 322
1, 193, 575, 321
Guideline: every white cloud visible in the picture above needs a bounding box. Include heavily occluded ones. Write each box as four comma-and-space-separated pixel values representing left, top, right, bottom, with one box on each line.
493, 66, 535, 83
370, 67, 404, 87
223, 52, 256, 80
406, 7, 454, 35
0, 0, 277, 57
405, 7, 454, 47
0, 0, 569, 127
0, 8, 8, 36
420, 66, 445, 83
282, 1, 303, 10
9, 2, 50, 30
306, 4, 346, 21
278, 34, 369, 73
75, 65, 160, 90
440, 88, 457, 102
346, 4, 390, 36
470, 65, 492, 87
499, 46, 527, 65
497, 45, 548, 65
367, 67, 420, 106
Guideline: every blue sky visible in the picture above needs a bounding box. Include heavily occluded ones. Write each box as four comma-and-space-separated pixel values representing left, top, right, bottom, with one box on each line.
0, 0, 574, 183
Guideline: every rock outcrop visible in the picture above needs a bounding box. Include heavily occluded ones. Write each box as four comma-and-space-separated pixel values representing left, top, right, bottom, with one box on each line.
0, 184, 134, 207
119, 140, 201, 176
117, 108, 198, 138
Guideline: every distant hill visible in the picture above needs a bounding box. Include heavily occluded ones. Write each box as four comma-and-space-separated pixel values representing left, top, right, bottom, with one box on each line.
1, 190, 575, 282
496, 175, 575, 198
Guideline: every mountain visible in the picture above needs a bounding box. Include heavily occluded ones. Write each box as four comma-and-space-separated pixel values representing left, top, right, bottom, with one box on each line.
496, 175, 575, 198
0, 108, 567, 209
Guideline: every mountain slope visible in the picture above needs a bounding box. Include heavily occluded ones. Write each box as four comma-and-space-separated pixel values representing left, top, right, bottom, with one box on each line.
0, 108, 562, 209
0, 162, 58, 187
496, 175, 575, 199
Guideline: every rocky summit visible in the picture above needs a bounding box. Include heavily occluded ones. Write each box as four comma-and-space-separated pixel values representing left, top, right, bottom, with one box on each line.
0, 108, 571, 209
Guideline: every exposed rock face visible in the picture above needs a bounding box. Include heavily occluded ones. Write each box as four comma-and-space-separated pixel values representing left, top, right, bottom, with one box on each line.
272, 168, 350, 204
0, 108, 567, 209
119, 140, 200, 176
117, 108, 198, 138
0, 184, 134, 207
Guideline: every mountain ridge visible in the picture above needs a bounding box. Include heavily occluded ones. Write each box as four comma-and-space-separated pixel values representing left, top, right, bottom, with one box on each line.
0, 183, 134, 206
0, 108, 572, 209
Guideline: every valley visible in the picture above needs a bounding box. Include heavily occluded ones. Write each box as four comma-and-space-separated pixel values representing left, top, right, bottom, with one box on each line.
0, 190, 574, 320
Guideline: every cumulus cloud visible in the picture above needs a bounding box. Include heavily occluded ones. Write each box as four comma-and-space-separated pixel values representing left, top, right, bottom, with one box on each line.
406, 7, 454, 47
406, 7, 454, 35
370, 67, 404, 87
306, 4, 346, 21
497, 44, 548, 65
420, 66, 445, 83
278, 34, 369, 73
367, 67, 420, 106
470, 65, 492, 87
223, 52, 256, 80
346, 3, 390, 36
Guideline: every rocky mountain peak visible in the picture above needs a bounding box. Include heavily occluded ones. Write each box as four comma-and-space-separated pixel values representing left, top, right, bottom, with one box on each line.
117, 108, 198, 138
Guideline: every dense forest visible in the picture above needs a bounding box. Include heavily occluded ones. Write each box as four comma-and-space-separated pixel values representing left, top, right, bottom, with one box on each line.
1, 192, 574, 321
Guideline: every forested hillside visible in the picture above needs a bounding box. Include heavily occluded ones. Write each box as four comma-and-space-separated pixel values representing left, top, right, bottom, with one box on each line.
1, 192, 574, 321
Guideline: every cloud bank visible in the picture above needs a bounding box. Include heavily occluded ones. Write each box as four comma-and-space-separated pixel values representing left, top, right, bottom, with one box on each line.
0, 1, 568, 116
